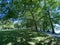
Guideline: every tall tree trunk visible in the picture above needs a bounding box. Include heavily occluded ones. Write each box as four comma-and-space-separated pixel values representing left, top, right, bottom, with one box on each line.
29, 0, 38, 32
30, 11, 38, 32
44, 0, 55, 33
47, 10, 55, 33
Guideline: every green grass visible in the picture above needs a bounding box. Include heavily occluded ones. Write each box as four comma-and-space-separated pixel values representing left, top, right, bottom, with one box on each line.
0, 30, 60, 45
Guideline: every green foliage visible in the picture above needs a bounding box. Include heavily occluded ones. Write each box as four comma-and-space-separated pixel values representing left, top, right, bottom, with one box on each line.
0, 0, 60, 32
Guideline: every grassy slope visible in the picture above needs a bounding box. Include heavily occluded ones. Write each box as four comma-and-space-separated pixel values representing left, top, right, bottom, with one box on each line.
0, 30, 60, 45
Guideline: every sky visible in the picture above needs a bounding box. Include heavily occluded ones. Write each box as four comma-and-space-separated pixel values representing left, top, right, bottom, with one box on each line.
0, 0, 10, 19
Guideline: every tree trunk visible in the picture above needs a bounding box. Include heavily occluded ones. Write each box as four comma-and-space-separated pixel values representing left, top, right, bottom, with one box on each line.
44, 0, 55, 33
30, 11, 38, 32
43, 21, 45, 32
47, 10, 55, 33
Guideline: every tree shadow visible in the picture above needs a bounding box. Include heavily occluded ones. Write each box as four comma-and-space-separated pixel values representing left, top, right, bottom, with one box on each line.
0, 30, 60, 45
36, 37, 60, 45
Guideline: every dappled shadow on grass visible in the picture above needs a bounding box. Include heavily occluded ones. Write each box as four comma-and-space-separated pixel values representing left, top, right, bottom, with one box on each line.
0, 30, 60, 45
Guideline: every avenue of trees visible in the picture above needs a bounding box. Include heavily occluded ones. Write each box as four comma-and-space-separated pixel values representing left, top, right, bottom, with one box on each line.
0, 0, 60, 33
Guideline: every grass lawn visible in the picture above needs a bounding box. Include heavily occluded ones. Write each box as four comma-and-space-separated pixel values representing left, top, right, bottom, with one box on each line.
0, 30, 60, 45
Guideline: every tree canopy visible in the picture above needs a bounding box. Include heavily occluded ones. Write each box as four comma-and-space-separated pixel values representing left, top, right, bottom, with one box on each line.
0, 0, 60, 33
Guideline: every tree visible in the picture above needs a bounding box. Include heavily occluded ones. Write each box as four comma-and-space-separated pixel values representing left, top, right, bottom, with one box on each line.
0, 0, 60, 33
